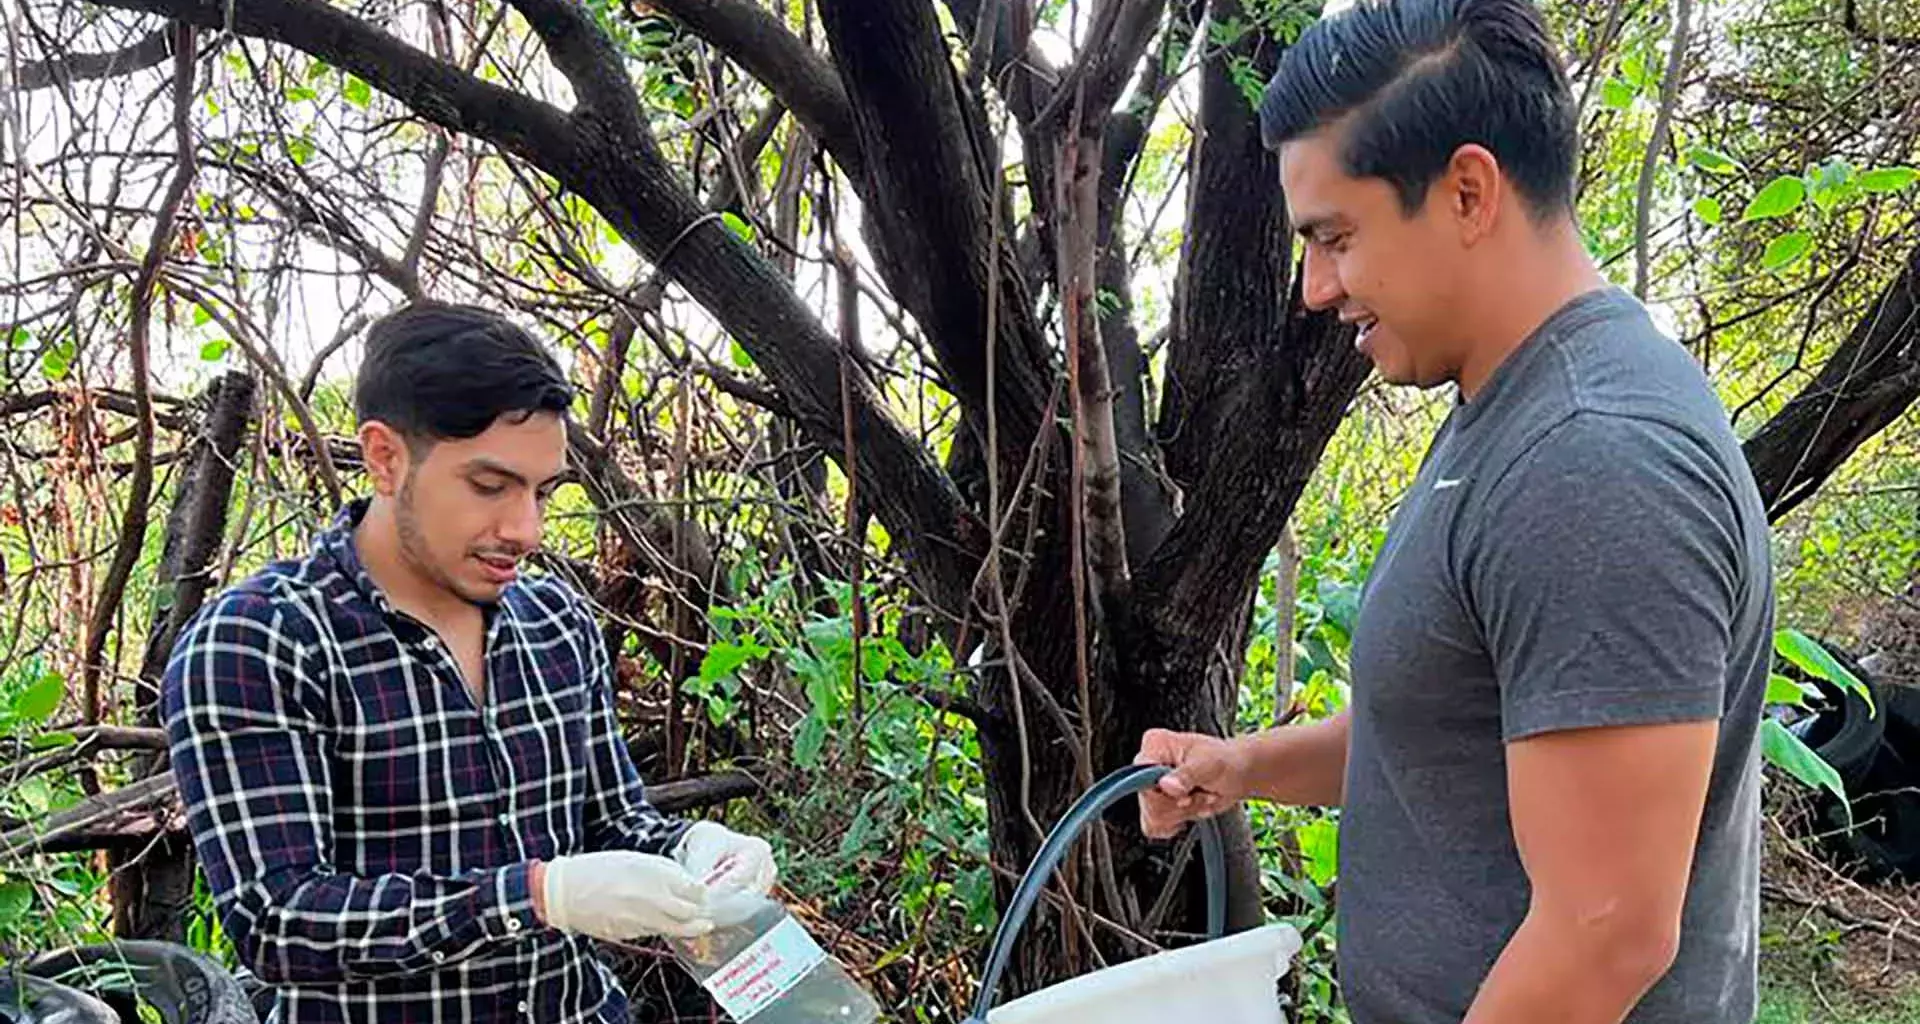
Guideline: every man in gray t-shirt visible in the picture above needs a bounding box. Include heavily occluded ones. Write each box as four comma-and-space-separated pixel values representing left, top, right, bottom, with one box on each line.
1134, 2, 1768, 1022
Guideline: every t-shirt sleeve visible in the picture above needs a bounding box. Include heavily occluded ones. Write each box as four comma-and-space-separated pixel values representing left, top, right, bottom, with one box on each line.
1460, 412, 1744, 742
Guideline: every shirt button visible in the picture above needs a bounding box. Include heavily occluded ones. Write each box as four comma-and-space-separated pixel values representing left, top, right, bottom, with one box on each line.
432, 952, 445, 963
506, 917, 523, 933
517, 1002, 530, 1014
498, 813, 511, 826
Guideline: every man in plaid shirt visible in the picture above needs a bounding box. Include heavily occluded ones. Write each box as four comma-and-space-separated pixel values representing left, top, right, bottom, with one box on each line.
163, 303, 776, 1023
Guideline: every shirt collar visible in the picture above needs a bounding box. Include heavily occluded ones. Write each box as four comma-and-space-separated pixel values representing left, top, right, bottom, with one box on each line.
316, 497, 514, 635
317, 497, 405, 619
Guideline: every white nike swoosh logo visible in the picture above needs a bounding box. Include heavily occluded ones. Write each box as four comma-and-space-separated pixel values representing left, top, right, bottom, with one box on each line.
1434, 478, 1465, 490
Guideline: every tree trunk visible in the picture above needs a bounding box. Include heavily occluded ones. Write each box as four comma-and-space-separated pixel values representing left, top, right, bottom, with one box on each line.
111, 370, 255, 942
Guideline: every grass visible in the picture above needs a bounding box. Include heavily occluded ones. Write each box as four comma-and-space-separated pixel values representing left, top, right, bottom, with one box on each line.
1759, 905, 1920, 1023
1757, 982, 1920, 1023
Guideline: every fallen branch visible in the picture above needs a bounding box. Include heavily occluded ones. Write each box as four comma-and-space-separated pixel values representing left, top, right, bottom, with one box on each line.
0, 768, 757, 857
0, 772, 176, 857
1762, 881, 1920, 954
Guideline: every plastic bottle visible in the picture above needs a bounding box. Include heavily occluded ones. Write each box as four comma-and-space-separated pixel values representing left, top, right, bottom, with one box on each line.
666, 889, 881, 1024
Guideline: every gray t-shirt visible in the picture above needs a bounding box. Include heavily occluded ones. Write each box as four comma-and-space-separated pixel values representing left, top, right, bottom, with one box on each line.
1339, 287, 1770, 1023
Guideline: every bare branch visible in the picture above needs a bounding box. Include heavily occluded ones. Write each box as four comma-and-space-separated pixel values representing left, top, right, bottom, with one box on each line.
81, 21, 197, 724
1633, 0, 1693, 300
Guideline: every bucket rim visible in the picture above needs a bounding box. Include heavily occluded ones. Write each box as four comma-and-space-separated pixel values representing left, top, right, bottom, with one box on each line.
983, 922, 1304, 1022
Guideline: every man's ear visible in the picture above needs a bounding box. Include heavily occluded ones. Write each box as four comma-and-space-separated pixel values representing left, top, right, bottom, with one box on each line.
1443, 143, 1504, 246
359, 421, 411, 497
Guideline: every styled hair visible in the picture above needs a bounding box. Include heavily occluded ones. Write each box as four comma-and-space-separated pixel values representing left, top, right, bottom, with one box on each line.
354, 302, 574, 445
1258, 0, 1579, 218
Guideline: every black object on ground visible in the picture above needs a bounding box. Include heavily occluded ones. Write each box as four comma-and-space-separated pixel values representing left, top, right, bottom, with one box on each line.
0, 973, 118, 1024
21, 941, 253, 1024
1791, 640, 1920, 883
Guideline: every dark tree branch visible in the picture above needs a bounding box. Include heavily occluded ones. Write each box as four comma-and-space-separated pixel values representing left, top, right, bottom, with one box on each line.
1745, 239, 1920, 520
504, 0, 650, 144
16, 28, 177, 90
1035, 0, 1166, 128
644, 0, 866, 179
133, 371, 255, 712
819, 0, 1058, 468
1096, 0, 1203, 563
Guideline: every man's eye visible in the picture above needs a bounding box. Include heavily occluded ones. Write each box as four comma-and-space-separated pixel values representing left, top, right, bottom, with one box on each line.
471, 480, 506, 497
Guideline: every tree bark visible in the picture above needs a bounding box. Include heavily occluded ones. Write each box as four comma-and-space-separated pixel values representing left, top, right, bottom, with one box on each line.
1745, 239, 1920, 521
1121, 0, 1371, 938
111, 370, 254, 943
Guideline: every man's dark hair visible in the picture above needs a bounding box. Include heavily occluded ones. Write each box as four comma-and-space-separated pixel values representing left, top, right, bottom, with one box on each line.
354, 302, 575, 445
1259, 0, 1578, 219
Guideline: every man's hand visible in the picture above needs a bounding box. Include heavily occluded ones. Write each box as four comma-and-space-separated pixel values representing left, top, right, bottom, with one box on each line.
673, 821, 777, 896
1133, 729, 1256, 838
538, 851, 713, 941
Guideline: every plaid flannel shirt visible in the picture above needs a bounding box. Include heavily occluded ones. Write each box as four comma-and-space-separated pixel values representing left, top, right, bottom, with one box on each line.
162, 500, 688, 1024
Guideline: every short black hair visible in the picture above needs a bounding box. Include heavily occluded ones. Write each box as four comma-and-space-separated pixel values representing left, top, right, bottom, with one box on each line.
1259, 0, 1578, 219
354, 302, 575, 444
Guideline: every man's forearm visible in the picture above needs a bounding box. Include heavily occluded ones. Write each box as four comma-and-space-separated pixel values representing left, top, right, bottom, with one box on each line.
1464, 906, 1676, 1023
224, 860, 544, 984
1244, 710, 1350, 806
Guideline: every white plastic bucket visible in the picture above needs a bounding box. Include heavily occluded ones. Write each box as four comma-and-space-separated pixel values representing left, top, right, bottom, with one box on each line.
985, 922, 1304, 1024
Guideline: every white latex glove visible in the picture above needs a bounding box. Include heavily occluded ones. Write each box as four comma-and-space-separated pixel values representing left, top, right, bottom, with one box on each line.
541, 851, 713, 940
673, 821, 777, 897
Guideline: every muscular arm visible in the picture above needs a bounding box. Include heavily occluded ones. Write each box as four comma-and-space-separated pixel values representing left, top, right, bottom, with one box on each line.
1465, 720, 1717, 1023
1242, 709, 1350, 806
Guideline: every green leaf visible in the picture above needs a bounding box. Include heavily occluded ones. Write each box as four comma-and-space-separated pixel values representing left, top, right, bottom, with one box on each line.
9, 327, 30, 349
793, 713, 827, 768
285, 85, 318, 103
720, 211, 756, 242
1742, 176, 1807, 221
1761, 718, 1847, 809
1600, 79, 1635, 110
698, 640, 766, 684
1766, 673, 1817, 708
200, 339, 230, 362
1858, 167, 1920, 194
192, 304, 213, 327
13, 671, 65, 724
344, 75, 372, 109
31, 732, 77, 750
42, 341, 73, 381
288, 136, 316, 167
0, 881, 33, 925
1297, 816, 1339, 887
1776, 629, 1872, 711
729, 340, 755, 370
1692, 197, 1722, 225
1686, 147, 1741, 175
1762, 231, 1813, 271
1809, 159, 1855, 212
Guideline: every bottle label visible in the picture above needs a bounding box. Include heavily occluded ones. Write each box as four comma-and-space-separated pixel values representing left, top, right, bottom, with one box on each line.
703, 915, 829, 1021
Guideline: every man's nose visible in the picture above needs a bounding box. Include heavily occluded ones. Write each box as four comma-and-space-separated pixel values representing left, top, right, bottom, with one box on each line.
1300, 246, 1345, 312
497, 490, 542, 551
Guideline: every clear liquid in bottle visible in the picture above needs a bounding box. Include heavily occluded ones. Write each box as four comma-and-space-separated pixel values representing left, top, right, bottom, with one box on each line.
666, 890, 881, 1024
